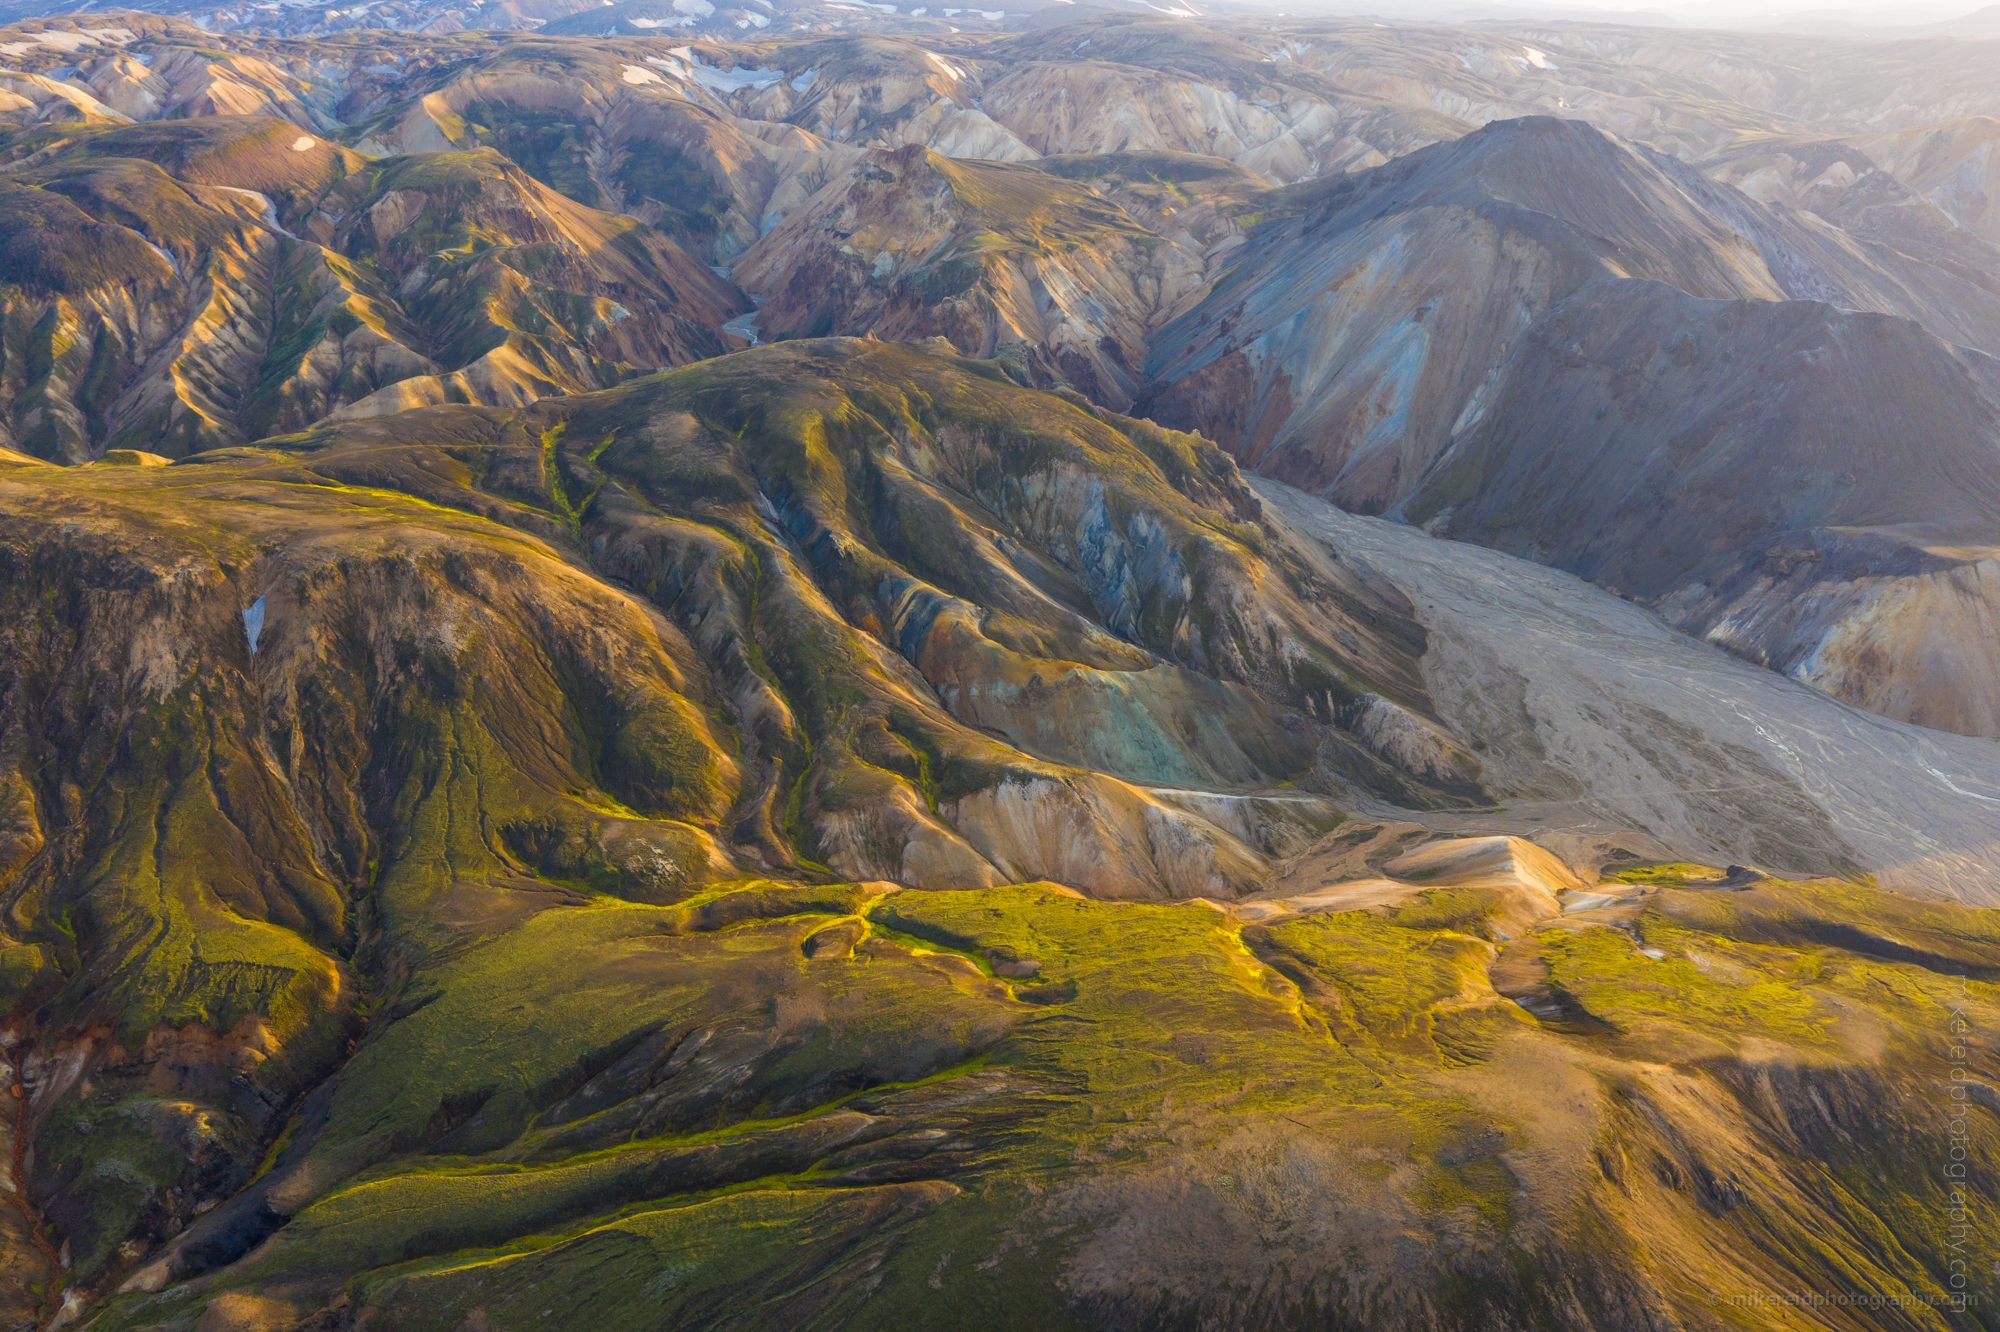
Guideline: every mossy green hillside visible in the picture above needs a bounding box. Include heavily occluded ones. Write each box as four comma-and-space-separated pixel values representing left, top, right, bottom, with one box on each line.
9, 344, 1996, 1329
88, 875, 2000, 1332
0, 445, 750, 1279
264, 340, 1455, 895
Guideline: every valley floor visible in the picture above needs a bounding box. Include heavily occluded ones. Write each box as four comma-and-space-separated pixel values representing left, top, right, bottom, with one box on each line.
1259, 480, 2000, 903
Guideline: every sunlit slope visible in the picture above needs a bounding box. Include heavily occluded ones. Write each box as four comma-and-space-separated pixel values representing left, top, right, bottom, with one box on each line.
0, 343, 1471, 1301
4, 348, 1998, 1329
0, 118, 743, 461
86, 873, 2000, 1332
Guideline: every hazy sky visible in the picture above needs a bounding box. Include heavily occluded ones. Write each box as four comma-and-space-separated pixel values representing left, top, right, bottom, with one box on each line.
1269, 0, 1983, 26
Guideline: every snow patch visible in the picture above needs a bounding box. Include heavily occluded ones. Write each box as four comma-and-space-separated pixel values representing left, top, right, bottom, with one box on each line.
243, 597, 267, 654
291, 135, 316, 150
621, 62, 665, 84
3, 26, 137, 56
683, 59, 786, 92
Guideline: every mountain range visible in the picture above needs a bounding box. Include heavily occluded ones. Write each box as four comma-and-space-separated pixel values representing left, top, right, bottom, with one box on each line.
1, 6, 1998, 1331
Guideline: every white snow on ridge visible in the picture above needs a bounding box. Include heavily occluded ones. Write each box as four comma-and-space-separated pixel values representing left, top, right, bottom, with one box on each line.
684, 59, 787, 91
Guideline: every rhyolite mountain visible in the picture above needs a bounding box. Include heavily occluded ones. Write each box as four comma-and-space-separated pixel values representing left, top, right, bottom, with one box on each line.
1141, 116, 2000, 738
1401, 281, 2000, 741
3, 8, 2000, 1332
6, 340, 1998, 1332
1141, 116, 2000, 513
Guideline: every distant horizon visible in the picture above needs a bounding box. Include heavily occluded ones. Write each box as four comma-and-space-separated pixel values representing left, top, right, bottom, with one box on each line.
9, 0, 1998, 30
1233, 0, 1993, 27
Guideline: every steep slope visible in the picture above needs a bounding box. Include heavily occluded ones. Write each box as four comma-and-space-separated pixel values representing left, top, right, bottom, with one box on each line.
320, 147, 745, 416
0, 121, 744, 458
0, 438, 744, 1302
1, 114, 366, 224
8, 400, 2000, 1329
0, 341, 1478, 1310
1142, 116, 1787, 513
315, 337, 1467, 855
0, 15, 451, 131
1145, 115, 2000, 516
1403, 281, 2000, 739
0, 67, 128, 126
1843, 117, 2000, 245
337, 38, 869, 264
335, 24, 1459, 272
1700, 118, 2000, 354
0, 153, 315, 460
732, 145, 1203, 409
980, 17, 1464, 183
1030, 149, 1269, 253
682, 36, 1037, 163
